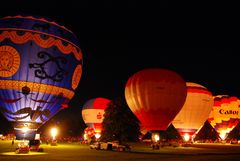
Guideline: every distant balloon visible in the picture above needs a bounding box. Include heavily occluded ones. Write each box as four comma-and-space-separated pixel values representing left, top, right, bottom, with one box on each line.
140, 125, 148, 136
172, 82, 213, 140
0, 15, 83, 140
82, 97, 111, 134
208, 95, 240, 140
125, 68, 187, 131
84, 127, 96, 139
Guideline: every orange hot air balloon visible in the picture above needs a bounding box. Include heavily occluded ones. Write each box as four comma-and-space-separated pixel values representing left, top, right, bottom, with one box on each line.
172, 82, 213, 141
208, 95, 240, 140
125, 68, 187, 131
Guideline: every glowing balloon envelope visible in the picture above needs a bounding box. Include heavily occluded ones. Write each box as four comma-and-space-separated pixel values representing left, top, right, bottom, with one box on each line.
125, 68, 187, 131
83, 127, 96, 140
208, 95, 240, 140
0, 15, 83, 140
82, 97, 111, 134
172, 82, 213, 140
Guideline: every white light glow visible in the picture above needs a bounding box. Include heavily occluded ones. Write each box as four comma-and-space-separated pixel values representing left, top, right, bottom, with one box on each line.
21, 127, 29, 133
95, 133, 101, 139
154, 134, 160, 142
51, 128, 58, 140
219, 132, 226, 140
183, 133, 190, 142
83, 133, 87, 140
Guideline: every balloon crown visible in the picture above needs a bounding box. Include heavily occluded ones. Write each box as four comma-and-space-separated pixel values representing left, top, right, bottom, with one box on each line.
1, 15, 73, 33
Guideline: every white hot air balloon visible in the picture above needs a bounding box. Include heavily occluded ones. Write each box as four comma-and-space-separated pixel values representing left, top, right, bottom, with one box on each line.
172, 82, 213, 141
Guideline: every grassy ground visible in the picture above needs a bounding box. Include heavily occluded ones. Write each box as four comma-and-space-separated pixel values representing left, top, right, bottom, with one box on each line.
1, 140, 240, 161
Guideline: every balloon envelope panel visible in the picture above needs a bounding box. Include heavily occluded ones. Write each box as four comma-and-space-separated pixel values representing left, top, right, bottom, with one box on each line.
0, 16, 83, 139
125, 68, 187, 131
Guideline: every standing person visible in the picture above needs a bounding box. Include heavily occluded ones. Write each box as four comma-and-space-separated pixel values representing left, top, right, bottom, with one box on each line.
11, 139, 14, 145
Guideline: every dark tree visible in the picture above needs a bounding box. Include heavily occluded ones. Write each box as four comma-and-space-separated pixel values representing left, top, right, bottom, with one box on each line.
101, 97, 141, 143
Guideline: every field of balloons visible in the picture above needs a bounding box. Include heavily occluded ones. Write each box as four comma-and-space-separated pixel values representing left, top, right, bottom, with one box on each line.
82, 69, 240, 144
0, 15, 239, 151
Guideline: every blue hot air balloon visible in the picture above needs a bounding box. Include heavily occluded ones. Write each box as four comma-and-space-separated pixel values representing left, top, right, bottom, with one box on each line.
0, 15, 83, 140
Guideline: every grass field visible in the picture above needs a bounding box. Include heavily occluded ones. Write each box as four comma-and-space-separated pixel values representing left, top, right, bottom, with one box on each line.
1, 140, 240, 161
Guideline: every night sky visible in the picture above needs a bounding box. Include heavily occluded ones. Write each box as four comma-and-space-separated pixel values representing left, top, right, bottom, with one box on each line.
0, 1, 235, 135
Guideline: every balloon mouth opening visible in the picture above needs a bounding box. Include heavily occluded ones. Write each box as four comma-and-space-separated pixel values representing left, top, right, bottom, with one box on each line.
13, 122, 41, 130
13, 122, 40, 140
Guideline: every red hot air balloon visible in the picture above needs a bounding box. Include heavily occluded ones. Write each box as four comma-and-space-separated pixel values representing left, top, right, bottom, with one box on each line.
125, 68, 187, 132
82, 98, 111, 135
208, 95, 240, 140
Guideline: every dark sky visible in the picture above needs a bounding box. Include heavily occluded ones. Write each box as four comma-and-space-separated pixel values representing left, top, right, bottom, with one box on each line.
0, 1, 235, 134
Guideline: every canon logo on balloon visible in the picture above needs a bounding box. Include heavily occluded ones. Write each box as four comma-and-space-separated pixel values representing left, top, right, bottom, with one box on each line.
219, 109, 239, 115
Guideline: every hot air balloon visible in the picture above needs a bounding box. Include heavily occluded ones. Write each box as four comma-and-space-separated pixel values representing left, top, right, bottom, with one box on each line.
124, 68, 187, 141
0, 15, 83, 140
172, 82, 213, 142
83, 127, 96, 142
82, 97, 111, 138
208, 95, 240, 140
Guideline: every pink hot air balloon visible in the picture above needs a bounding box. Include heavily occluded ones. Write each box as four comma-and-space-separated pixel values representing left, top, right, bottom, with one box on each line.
208, 95, 240, 140
82, 97, 111, 134
125, 68, 187, 132
172, 82, 213, 142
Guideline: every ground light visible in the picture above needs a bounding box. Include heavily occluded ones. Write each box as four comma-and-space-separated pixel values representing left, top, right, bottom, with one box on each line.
51, 128, 58, 140
183, 133, 190, 142
50, 128, 58, 146
219, 132, 226, 141
151, 132, 160, 150
95, 133, 101, 140
154, 134, 160, 142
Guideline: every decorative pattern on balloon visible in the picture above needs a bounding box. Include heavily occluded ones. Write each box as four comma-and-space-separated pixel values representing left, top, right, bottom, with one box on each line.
72, 64, 82, 90
0, 45, 20, 77
0, 31, 82, 60
29, 51, 68, 82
